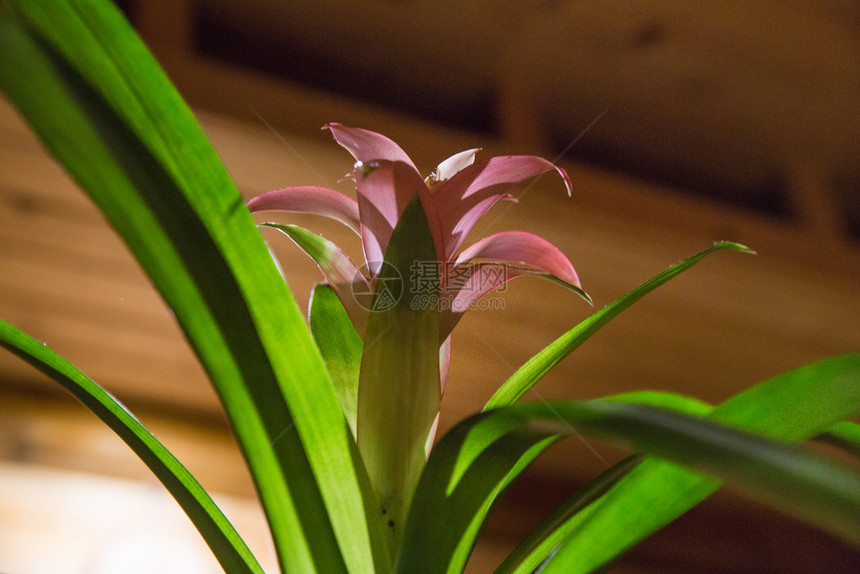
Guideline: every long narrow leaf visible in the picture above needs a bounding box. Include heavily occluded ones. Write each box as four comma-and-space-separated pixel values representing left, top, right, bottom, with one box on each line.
494, 456, 641, 574
539, 353, 860, 574
0, 4, 387, 572
484, 241, 754, 410
496, 392, 708, 573
498, 387, 843, 573
399, 355, 860, 574
399, 421, 559, 573
309, 283, 363, 437
358, 195, 441, 554
0, 319, 264, 574
401, 385, 860, 574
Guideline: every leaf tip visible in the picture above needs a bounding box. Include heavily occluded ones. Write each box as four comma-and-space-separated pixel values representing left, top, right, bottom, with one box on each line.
578, 287, 594, 306
714, 241, 756, 256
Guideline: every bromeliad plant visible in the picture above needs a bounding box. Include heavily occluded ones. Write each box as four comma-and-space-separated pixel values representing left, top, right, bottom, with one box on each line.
0, 2, 858, 574
247, 122, 589, 542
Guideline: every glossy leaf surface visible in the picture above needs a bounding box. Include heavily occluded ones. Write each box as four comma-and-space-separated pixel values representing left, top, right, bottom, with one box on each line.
399, 355, 860, 574
357, 194, 440, 553
309, 283, 364, 436
0, 3, 387, 572
539, 353, 860, 574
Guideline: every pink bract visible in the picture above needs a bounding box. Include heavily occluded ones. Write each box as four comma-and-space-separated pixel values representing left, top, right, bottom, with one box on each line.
248, 123, 587, 344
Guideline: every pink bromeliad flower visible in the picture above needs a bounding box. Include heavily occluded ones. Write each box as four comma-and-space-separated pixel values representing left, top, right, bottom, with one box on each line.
247, 123, 589, 345
250, 124, 590, 530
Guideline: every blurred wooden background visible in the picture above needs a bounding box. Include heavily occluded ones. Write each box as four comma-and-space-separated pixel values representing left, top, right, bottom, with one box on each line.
1, 1, 858, 572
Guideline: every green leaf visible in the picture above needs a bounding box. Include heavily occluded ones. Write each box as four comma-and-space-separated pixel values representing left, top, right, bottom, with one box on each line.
538, 353, 860, 574
357, 195, 441, 554
400, 379, 860, 574
501, 388, 825, 573
494, 456, 641, 574
817, 422, 860, 460
400, 356, 860, 574
309, 283, 363, 437
400, 420, 559, 574
0, 319, 264, 574
260, 223, 363, 290
484, 241, 754, 410
495, 393, 708, 574
0, 4, 387, 572
260, 222, 368, 335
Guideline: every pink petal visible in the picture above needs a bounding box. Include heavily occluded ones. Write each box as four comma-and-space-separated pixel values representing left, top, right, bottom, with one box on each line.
437, 262, 514, 339
325, 123, 419, 170
247, 185, 361, 235
416, 185, 447, 270
323, 124, 446, 267
454, 230, 580, 286
434, 156, 572, 259
425, 148, 480, 191
438, 231, 585, 339
352, 160, 430, 273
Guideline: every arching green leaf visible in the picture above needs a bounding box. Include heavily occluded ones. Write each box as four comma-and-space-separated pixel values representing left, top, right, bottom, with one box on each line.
0, 319, 264, 574
0, 3, 388, 571
485, 241, 754, 410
